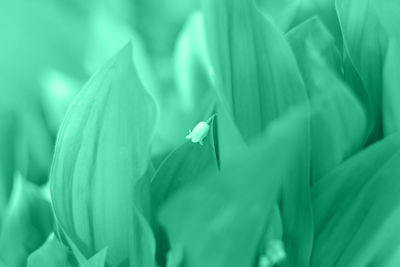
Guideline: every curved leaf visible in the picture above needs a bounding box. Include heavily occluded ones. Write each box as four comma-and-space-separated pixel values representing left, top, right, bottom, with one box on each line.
159, 106, 313, 267
27, 233, 70, 267
203, 0, 308, 143
287, 17, 367, 181
337, 0, 400, 140
257, 0, 302, 31
150, 117, 218, 266
82, 247, 108, 267
312, 132, 400, 266
50, 42, 157, 266
0, 175, 53, 267
0, 103, 19, 222
382, 39, 400, 135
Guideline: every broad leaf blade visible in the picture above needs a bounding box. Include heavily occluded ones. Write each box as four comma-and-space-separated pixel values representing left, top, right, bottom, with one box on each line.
27, 233, 70, 267
203, 0, 308, 143
337, 0, 400, 141
312, 132, 400, 266
151, 118, 218, 266
287, 17, 367, 181
159, 107, 312, 267
82, 247, 108, 267
50, 42, 157, 266
0, 175, 53, 267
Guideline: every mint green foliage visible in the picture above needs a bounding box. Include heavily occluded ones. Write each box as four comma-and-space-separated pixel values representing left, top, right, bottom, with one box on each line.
0, 176, 53, 266
1, 0, 400, 266
203, 0, 308, 143
337, 0, 400, 140
287, 17, 367, 181
151, 118, 219, 265
27, 233, 71, 267
82, 247, 108, 267
159, 108, 311, 267
50, 44, 157, 266
312, 132, 400, 266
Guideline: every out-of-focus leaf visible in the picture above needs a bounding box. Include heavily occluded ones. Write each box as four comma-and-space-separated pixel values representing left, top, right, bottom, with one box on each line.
382, 40, 400, 135
151, 118, 218, 212
287, 16, 342, 78
173, 12, 213, 115
159, 106, 313, 267
203, 2, 317, 261
0, 0, 89, 82
311, 0, 342, 48
50, 42, 157, 266
20, 100, 55, 186
55, 223, 87, 265
82, 247, 108, 267
0, 82, 54, 187
312, 132, 400, 266
39, 70, 81, 134
150, 117, 218, 266
84, 5, 135, 75
0, 174, 53, 267
256, 0, 302, 31
27, 233, 70, 267
152, 12, 216, 156
132, 0, 199, 59
287, 17, 367, 181
0, 98, 19, 222
278, 115, 312, 267
130, 205, 157, 267
337, 0, 400, 140
203, 0, 308, 143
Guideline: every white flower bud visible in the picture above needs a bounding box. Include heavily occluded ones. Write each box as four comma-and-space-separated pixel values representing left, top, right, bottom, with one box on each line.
186, 121, 210, 145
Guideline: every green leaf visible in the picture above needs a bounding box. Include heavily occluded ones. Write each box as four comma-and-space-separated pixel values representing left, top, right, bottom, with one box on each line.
130, 206, 157, 267
337, 0, 400, 140
151, 118, 219, 212
310, 0, 343, 48
50, 42, 157, 266
287, 17, 367, 181
150, 117, 218, 266
257, 0, 302, 31
152, 12, 216, 155
55, 222, 87, 265
0, 102, 19, 223
159, 106, 312, 267
27, 233, 70, 267
203, 0, 308, 143
312, 132, 400, 266
287, 16, 342, 78
0, 174, 53, 267
39, 70, 81, 134
82, 247, 108, 267
173, 12, 214, 115
382, 39, 400, 135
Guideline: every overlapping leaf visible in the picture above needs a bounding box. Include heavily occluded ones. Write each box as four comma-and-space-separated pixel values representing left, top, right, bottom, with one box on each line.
203, 0, 308, 143
312, 132, 400, 266
82, 247, 108, 267
0, 175, 53, 267
287, 17, 367, 181
0, 100, 19, 222
257, 0, 303, 31
151, 12, 216, 155
337, 0, 400, 140
27, 233, 70, 267
159, 107, 312, 267
50, 42, 157, 266
150, 117, 218, 266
